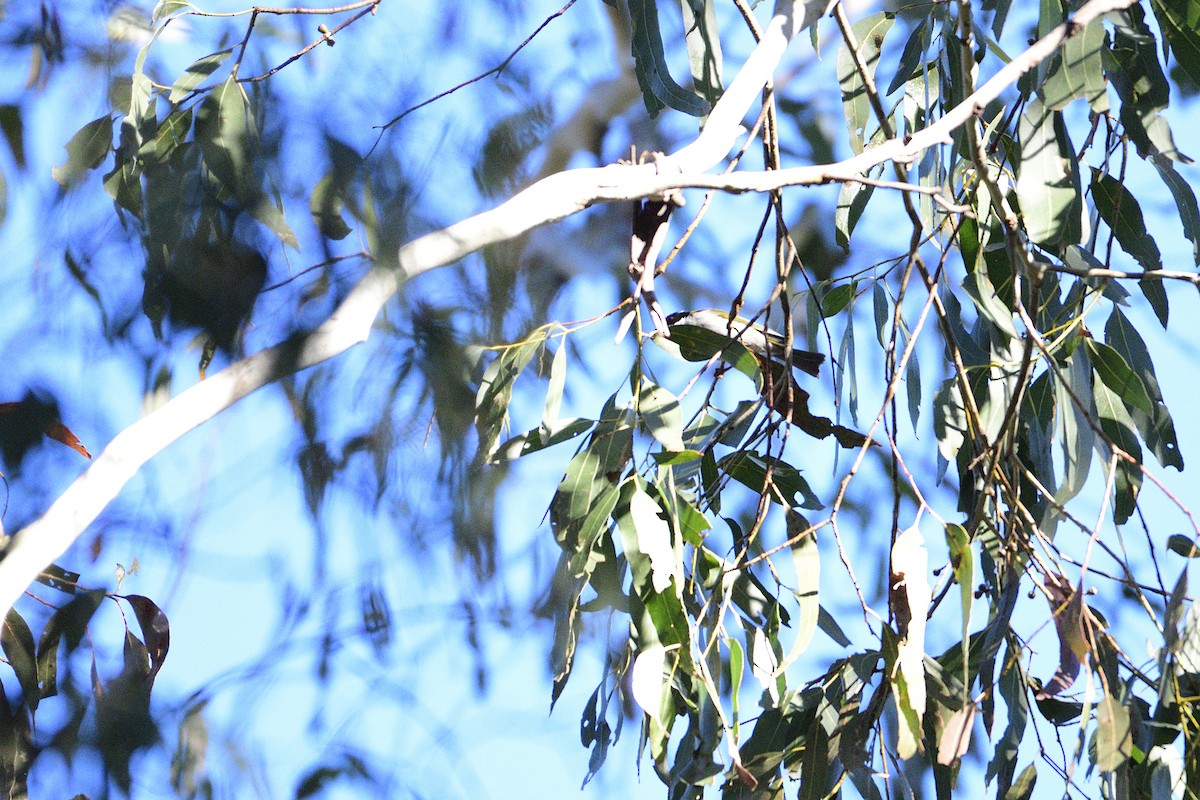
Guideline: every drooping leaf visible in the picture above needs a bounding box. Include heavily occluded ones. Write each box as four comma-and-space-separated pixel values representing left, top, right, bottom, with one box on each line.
680, 0, 723, 108
309, 173, 353, 240
194, 75, 252, 198
52, 115, 114, 186
719, 451, 822, 509
1015, 97, 1084, 248
1092, 371, 1143, 525
1149, 155, 1200, 266
1105, 307, 1183, 470
2, 609, 39, 708
1096, 692, 1133, 772
627, 0, 710, 117
639, 383, 684, 452
1086, 339, 1154, 417
1041, 16, 1107, 111
837, 12, 895, 155
36, 589, 105, 700
1106, 8, 1190, 162
1090, 168, 1162, 271
123, 595, 170, 683
1148, 0, 1200, 90
168, 48, 233, 104
888, 526, 931, 759
629, 488, 677, 595
775, 510, 819, 675
474, 332, 547, 461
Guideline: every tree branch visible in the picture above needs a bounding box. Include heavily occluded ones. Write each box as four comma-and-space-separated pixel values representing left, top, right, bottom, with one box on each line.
0, 0, 1136, 615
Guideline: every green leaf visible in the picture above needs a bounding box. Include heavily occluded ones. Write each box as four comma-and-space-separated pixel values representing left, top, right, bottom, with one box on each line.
1140, 278, 1169, 328
1015, 97, 1084, 248
1003, 763, 1037, 800
1087, 340, 1153, 417
1105, 307, 1183, 470
2, 609, 39, 709
963, 270, 1018, 340
945, 523, 973, 688
680, 0, 722, 108
195, 75, 252, 198
837, 12, 895, 154
550, 407, 633, 575
169, 48, 233, 104
541, 343, 568, 431
1149, 154, 1200, 265
933, 377, 967, 463
718, 451, 822, 509
785, 510, 819, 665
1167, 534, 1200, 558
1041, 16, 1107, 111
818, 281, 856, 319
1096, 693, 1132, 772
835, 168, 878, 250
1106, 8, 1190, 162
638, 383, 684, 452
1148, 0, 1200, 90
491, 418, 593, 463
309, 173, 352, 240
627, 0, 710, 117
1091, 359, 1143, 525
474, 332, 546, 461
153, 0, 195, 22
51, 115, 114, 186
36, 589, 105, 700
1090, 168, 1162, 271
1052, 350, 1095, 509
139, 107, 192, 165
629, 487, 677, 595
885, 18, 929, 97
658, 322, 761, 385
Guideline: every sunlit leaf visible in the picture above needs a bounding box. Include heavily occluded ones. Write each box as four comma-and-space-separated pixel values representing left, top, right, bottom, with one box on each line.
475, 332, 547, 461
1042, 16, 1107, 110
680, 0, 723, 108
152, 0, 195, 22
638, 383, 684, 452
1087, 340, 1154, 416
169, 49, 232, 104
629, 488, 677, 595
888, 525, 930, 759
1016, 97, 1084, 247
837, 12, 895, 154
1106, 8, 1190, 162
1096, 692, 1132, 772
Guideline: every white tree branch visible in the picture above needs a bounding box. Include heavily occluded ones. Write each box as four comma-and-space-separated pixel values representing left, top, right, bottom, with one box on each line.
0, 0, 1133, 615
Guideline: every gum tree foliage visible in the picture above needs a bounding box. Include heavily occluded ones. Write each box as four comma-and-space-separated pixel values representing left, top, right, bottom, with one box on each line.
1, 0, 1200, 798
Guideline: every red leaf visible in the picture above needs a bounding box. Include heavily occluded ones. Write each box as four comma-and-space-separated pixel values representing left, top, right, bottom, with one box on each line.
43, 420, 91, 459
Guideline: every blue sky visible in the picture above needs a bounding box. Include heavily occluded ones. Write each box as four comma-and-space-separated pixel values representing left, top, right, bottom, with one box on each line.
2, 1, 1200, 798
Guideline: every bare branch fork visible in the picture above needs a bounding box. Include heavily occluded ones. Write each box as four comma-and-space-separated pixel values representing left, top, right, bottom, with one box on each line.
0, 0, 1135, 615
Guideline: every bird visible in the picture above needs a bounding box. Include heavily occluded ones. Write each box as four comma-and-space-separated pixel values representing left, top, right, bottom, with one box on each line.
664, 309, 825, 376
